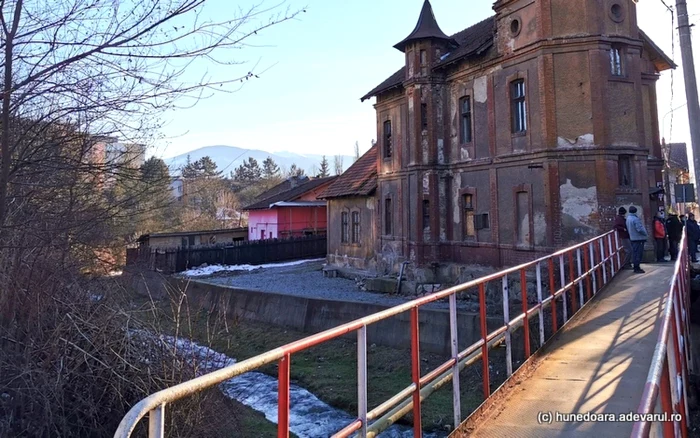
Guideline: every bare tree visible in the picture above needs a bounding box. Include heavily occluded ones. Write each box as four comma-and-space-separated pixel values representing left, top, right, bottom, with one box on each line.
334, 154, 344, 175
354, 141, 360, 162
0, 1, 303, 435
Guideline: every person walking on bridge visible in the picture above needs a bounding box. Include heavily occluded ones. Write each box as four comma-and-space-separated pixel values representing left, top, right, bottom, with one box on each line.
614, 207, 632, 269
626, 206, 647, 274
666, 211, 683, 261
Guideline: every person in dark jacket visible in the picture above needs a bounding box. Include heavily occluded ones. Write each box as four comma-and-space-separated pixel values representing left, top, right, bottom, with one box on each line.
653, 211, 667, 262
666, 212, 683, 261
614, 207, 632, 268
626, 206, 648, 274
687, 213, 700, 263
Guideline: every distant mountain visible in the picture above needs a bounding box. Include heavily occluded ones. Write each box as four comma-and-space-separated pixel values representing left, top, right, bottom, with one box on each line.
164, 145, 354, 177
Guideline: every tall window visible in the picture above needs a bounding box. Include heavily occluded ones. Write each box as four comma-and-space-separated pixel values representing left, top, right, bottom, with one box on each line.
419, 50, 427, 66
463, 194, 475, 238
383, 120, 392, 158
460, 96, 472, 144
511, 79, 527, 134
618, 155, 633, 187
351, 211, 360, 244
610, 46, 623, 76
421, 103, 428, 130
341, 211, 349, 243
384, 198, 393, 235
422, 200, 430, 230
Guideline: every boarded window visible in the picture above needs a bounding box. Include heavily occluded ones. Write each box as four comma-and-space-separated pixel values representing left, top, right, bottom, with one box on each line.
383, 121, 392, 158
420, 50, 427, 66
619, 155, 633, 187
463, 194, 475, 238
516, 192, 531, 246
460, 96, 472, 144
351, 211, 360, 244
511, 79, 527, 133
385, 198, 393, 235
422, 200, 430, 230
341, 211, 349, 243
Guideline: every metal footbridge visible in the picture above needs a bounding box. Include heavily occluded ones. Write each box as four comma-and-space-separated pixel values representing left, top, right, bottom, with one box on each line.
114, 229, 694, 438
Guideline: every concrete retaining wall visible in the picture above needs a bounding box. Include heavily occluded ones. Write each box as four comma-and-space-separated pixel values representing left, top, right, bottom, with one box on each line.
182, 280, 503, 355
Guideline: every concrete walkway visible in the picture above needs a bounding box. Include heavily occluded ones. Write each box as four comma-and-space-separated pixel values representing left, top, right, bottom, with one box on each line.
463, 263, 674, 437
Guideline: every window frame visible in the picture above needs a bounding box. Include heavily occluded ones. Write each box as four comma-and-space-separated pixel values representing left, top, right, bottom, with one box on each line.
618, 154, 634, 188
459, 96, 473, 145
383, 120, 392, 159
461, 189, 476, 240
422, 199, 430, 230
351, 210, 360, 244
341, 211, 349, 243
510, 79, 527, 134
384, 197, 393, 236
610, 45, 624, 77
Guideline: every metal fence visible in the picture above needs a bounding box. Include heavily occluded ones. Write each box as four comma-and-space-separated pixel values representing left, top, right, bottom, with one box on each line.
631, 227, 693, 438
114, 231, 622, 438
126, 234, 327, 273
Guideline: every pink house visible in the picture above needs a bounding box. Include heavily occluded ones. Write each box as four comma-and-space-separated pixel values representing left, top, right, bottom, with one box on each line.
244, 176, 337, 241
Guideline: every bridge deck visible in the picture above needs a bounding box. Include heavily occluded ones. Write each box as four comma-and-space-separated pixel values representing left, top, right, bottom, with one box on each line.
461, 263, 674, 437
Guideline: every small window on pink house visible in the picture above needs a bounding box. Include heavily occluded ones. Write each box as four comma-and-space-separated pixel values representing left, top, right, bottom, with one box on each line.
260, 229, 265, 240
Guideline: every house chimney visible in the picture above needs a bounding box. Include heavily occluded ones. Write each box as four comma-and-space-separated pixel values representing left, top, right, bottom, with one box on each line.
290, 176, 299, 188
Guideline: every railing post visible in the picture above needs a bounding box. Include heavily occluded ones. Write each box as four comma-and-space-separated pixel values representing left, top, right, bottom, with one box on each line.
503, 275, 513, 377
479, 284, 491, 397
358, 326, 368, 438
583, 244, 592, 301
659, 357, 676, 438
519, 270, 531, 358
600, 238, 607, 285
410, 307, 422, 437
589, 243, 597, 293
536, 262, 545, 347
559, 255, 568, 322
614, 231, 621, 272
607, 233, 616, 276
568, 251, 578, 314
548, 259, 558, 334
148, 404, 165, 438
278, 354, 291, 438
449, 294, 461, 430
576, 248, 584, 308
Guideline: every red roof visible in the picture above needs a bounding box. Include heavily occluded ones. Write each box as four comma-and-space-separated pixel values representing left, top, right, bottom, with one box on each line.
318, 146, 377, 199
244, 176, 337, 210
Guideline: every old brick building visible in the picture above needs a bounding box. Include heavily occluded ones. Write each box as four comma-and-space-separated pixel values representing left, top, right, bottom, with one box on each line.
330, 0, 674, 278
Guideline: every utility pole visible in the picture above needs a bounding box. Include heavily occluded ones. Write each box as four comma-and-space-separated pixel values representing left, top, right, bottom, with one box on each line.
676, 0, 700, 211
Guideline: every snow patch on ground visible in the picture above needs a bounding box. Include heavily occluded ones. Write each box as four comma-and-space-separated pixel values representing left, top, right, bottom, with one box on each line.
178, 258, 326, 277
152, 334, 440, 437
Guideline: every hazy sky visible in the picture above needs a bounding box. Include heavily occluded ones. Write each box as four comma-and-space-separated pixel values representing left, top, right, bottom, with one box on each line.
151, 0, 700, 160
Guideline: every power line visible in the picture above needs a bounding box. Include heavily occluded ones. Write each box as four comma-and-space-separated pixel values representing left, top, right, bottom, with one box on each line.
660, 0, 674, 13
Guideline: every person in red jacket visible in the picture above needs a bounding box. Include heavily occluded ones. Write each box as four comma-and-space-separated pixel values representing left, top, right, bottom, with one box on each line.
653, 211, 668, 262
613, 207, 632, 269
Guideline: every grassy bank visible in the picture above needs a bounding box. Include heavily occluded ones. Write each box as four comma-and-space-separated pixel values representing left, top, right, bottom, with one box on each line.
133, 292, 509, 435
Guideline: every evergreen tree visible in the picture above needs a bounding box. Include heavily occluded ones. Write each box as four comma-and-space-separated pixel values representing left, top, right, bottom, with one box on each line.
141, 157, 170, 183
319, 156, 330, 177
198, 156, 221, 178
262, 156, 280, 179
181, 154, 198, 178
287, 163, 305, 177
232, 157, 262, 183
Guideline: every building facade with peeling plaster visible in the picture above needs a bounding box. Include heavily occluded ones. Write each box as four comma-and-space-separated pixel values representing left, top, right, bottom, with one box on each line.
331, 0, 673, 279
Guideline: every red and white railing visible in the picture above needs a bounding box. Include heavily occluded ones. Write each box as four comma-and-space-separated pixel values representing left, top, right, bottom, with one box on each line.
631, 227, 693, 438
114, 231, 623, 438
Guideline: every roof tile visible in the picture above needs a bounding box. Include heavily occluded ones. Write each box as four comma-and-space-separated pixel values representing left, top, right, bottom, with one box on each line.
318, 145, 378, 199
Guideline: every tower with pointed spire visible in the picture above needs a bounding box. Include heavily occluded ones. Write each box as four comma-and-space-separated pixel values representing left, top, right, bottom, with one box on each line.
349, 0, 674, 279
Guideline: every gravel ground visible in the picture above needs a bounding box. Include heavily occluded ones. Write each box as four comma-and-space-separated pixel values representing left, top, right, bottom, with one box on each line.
193, 260, 462, 311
